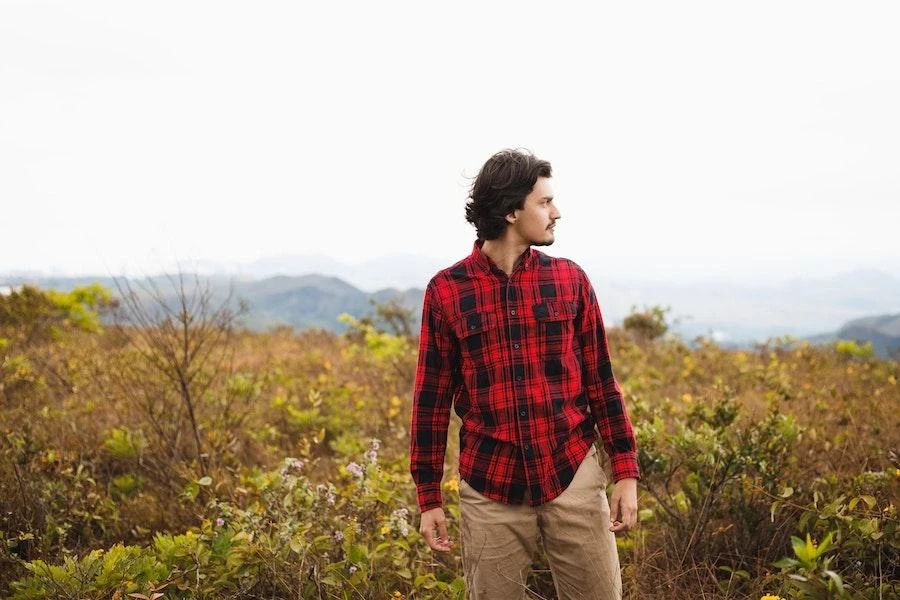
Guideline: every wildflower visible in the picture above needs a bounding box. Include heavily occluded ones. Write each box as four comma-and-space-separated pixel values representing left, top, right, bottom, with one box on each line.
443, 477, 460, 492
215, 518, 225, 528
391, 592, 405, 600
381, 525, 391, 535
760, 595, 784, 600
370, 437, 381, 451
348, 565, 358, 574
388, 397, 402, 418
333, 530, 344, 543
681, 393, 693, 403
346, 462, 365, 479
364, 448, 378, 464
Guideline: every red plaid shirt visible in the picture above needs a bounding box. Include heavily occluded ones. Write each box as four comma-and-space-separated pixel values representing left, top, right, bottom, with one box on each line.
410, 241, 639, 512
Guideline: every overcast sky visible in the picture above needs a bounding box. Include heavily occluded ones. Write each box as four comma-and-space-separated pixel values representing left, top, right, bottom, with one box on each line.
2, 1, 898, 284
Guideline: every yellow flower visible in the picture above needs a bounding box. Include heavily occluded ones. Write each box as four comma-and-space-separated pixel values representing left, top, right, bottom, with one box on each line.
390, 592, 405, 600
760, 595, 784, 600
681, 393, 693, 403
443, 477, 460, 492
390, 396, 402, 407
380, 525, 391, 535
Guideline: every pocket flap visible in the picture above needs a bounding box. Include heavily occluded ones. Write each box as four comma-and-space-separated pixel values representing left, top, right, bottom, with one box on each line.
533, 301, 576, 321
458, 312, 495, 337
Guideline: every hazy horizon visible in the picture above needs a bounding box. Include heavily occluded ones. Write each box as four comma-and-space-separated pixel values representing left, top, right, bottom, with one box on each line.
3, 2, 898, 284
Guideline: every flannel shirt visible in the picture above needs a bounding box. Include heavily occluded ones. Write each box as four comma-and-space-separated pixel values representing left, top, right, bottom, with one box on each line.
410, 241, 639, 512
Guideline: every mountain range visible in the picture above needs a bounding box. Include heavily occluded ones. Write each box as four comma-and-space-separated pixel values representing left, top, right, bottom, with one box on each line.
2, 260, 899, 356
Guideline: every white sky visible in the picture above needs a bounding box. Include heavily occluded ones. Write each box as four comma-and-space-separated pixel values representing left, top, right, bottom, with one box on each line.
2, 1, 899, 284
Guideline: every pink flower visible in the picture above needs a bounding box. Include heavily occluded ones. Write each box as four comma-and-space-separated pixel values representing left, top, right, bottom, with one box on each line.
346, 462, 364, 479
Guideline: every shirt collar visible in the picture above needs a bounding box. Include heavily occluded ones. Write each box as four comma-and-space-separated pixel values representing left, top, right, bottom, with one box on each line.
470, 239, 536, 276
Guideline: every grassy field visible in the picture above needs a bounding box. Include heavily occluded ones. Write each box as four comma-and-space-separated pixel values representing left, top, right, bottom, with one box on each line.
1, 286, 897, 599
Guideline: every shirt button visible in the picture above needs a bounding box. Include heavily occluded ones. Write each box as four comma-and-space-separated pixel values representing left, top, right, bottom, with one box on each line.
519, 409, 527, 417
469, 324, 476, 330
510, 309, 517, 316
513, 343, 520, 350
515, 375, 523, 382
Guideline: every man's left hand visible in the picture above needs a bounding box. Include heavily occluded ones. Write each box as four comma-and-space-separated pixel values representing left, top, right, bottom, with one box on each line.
609, 477, 638, 533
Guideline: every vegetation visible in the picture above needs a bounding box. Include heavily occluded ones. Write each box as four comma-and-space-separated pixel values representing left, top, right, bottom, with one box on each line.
1, 284, 897, 599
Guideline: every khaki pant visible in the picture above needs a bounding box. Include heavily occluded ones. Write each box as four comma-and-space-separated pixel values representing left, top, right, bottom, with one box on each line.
459, 445, 622, 600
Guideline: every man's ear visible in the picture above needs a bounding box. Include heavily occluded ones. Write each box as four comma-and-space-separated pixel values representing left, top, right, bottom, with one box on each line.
505, 211, 517, 225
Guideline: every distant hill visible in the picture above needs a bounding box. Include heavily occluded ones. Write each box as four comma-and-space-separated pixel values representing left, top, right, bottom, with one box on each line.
808, 313, 900, 358
0, 274, 425, 333
2, 268, 899, 349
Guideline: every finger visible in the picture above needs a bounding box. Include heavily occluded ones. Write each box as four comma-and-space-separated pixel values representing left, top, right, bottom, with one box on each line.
624, 504, 638, 529
434, 520, 453, 551
609, 520, 628, 533
421, 518, 451, 552
421, 523, 437, 548
609, 495, 621, 525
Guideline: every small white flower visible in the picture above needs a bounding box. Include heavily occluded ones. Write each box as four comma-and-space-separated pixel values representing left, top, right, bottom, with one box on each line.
346, 462, 364, 479
348, 565, 358, 574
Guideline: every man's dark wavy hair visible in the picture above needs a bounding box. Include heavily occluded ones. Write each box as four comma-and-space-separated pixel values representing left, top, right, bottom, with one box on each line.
465, 148, 552, 240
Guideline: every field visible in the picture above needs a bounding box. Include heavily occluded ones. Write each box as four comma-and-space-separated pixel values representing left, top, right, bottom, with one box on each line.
1, 284, 898, 599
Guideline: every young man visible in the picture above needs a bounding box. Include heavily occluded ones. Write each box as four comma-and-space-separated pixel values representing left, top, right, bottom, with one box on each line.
410, 149, 639, 600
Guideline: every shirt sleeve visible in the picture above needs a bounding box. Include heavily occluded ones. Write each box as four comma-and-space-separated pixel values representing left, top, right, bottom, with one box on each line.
576, 268, 640, 482
409, 279, 460, 512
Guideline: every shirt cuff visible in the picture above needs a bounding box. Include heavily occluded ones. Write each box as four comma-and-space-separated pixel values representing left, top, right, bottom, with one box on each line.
416, 483, 444, 512
610, 450, 641, 482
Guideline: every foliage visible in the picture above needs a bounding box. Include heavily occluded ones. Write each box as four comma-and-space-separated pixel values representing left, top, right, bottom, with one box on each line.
834, 339, 875, 360
623, 304, 670, 341
1, 291, 898, 599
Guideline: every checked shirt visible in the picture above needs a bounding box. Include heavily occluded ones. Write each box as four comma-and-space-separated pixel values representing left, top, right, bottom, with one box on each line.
410, 241, 639, 512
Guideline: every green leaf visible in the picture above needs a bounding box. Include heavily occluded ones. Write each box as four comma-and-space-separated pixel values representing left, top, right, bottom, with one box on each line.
790, 535, 809, 561
816, 531, 835, 557
347, 544, 368, 563
824, 569, 844, 592
773, 557, 799, 569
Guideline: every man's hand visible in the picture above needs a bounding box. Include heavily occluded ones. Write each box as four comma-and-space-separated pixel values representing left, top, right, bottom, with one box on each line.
609, 477, 638, 533
419, 507, 454, 552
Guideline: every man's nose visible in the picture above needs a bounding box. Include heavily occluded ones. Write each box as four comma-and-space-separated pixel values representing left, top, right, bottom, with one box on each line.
551, 205, 561, 219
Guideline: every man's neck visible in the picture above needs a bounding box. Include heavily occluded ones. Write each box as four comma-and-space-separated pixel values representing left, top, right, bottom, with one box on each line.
480, 238, 530, 276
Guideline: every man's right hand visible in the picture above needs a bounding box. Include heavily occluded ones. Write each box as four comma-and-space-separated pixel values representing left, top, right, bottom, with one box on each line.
419, 507, 454, 552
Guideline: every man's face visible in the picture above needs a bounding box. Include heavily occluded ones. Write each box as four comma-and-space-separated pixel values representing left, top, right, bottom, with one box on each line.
508, 177, 561, 247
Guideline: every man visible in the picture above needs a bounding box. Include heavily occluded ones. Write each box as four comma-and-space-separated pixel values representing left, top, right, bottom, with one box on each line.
410, 149, 639, 600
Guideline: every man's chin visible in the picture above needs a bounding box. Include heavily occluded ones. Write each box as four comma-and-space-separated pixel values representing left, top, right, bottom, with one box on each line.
532, 236, 555, 247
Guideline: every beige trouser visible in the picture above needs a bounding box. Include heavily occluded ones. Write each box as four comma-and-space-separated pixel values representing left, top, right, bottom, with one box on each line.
459, 445, 622, 600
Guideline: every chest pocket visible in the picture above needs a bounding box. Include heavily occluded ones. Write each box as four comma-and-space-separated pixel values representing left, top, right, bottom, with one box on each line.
455, 312, 497, 367
533, 301, 577, 354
